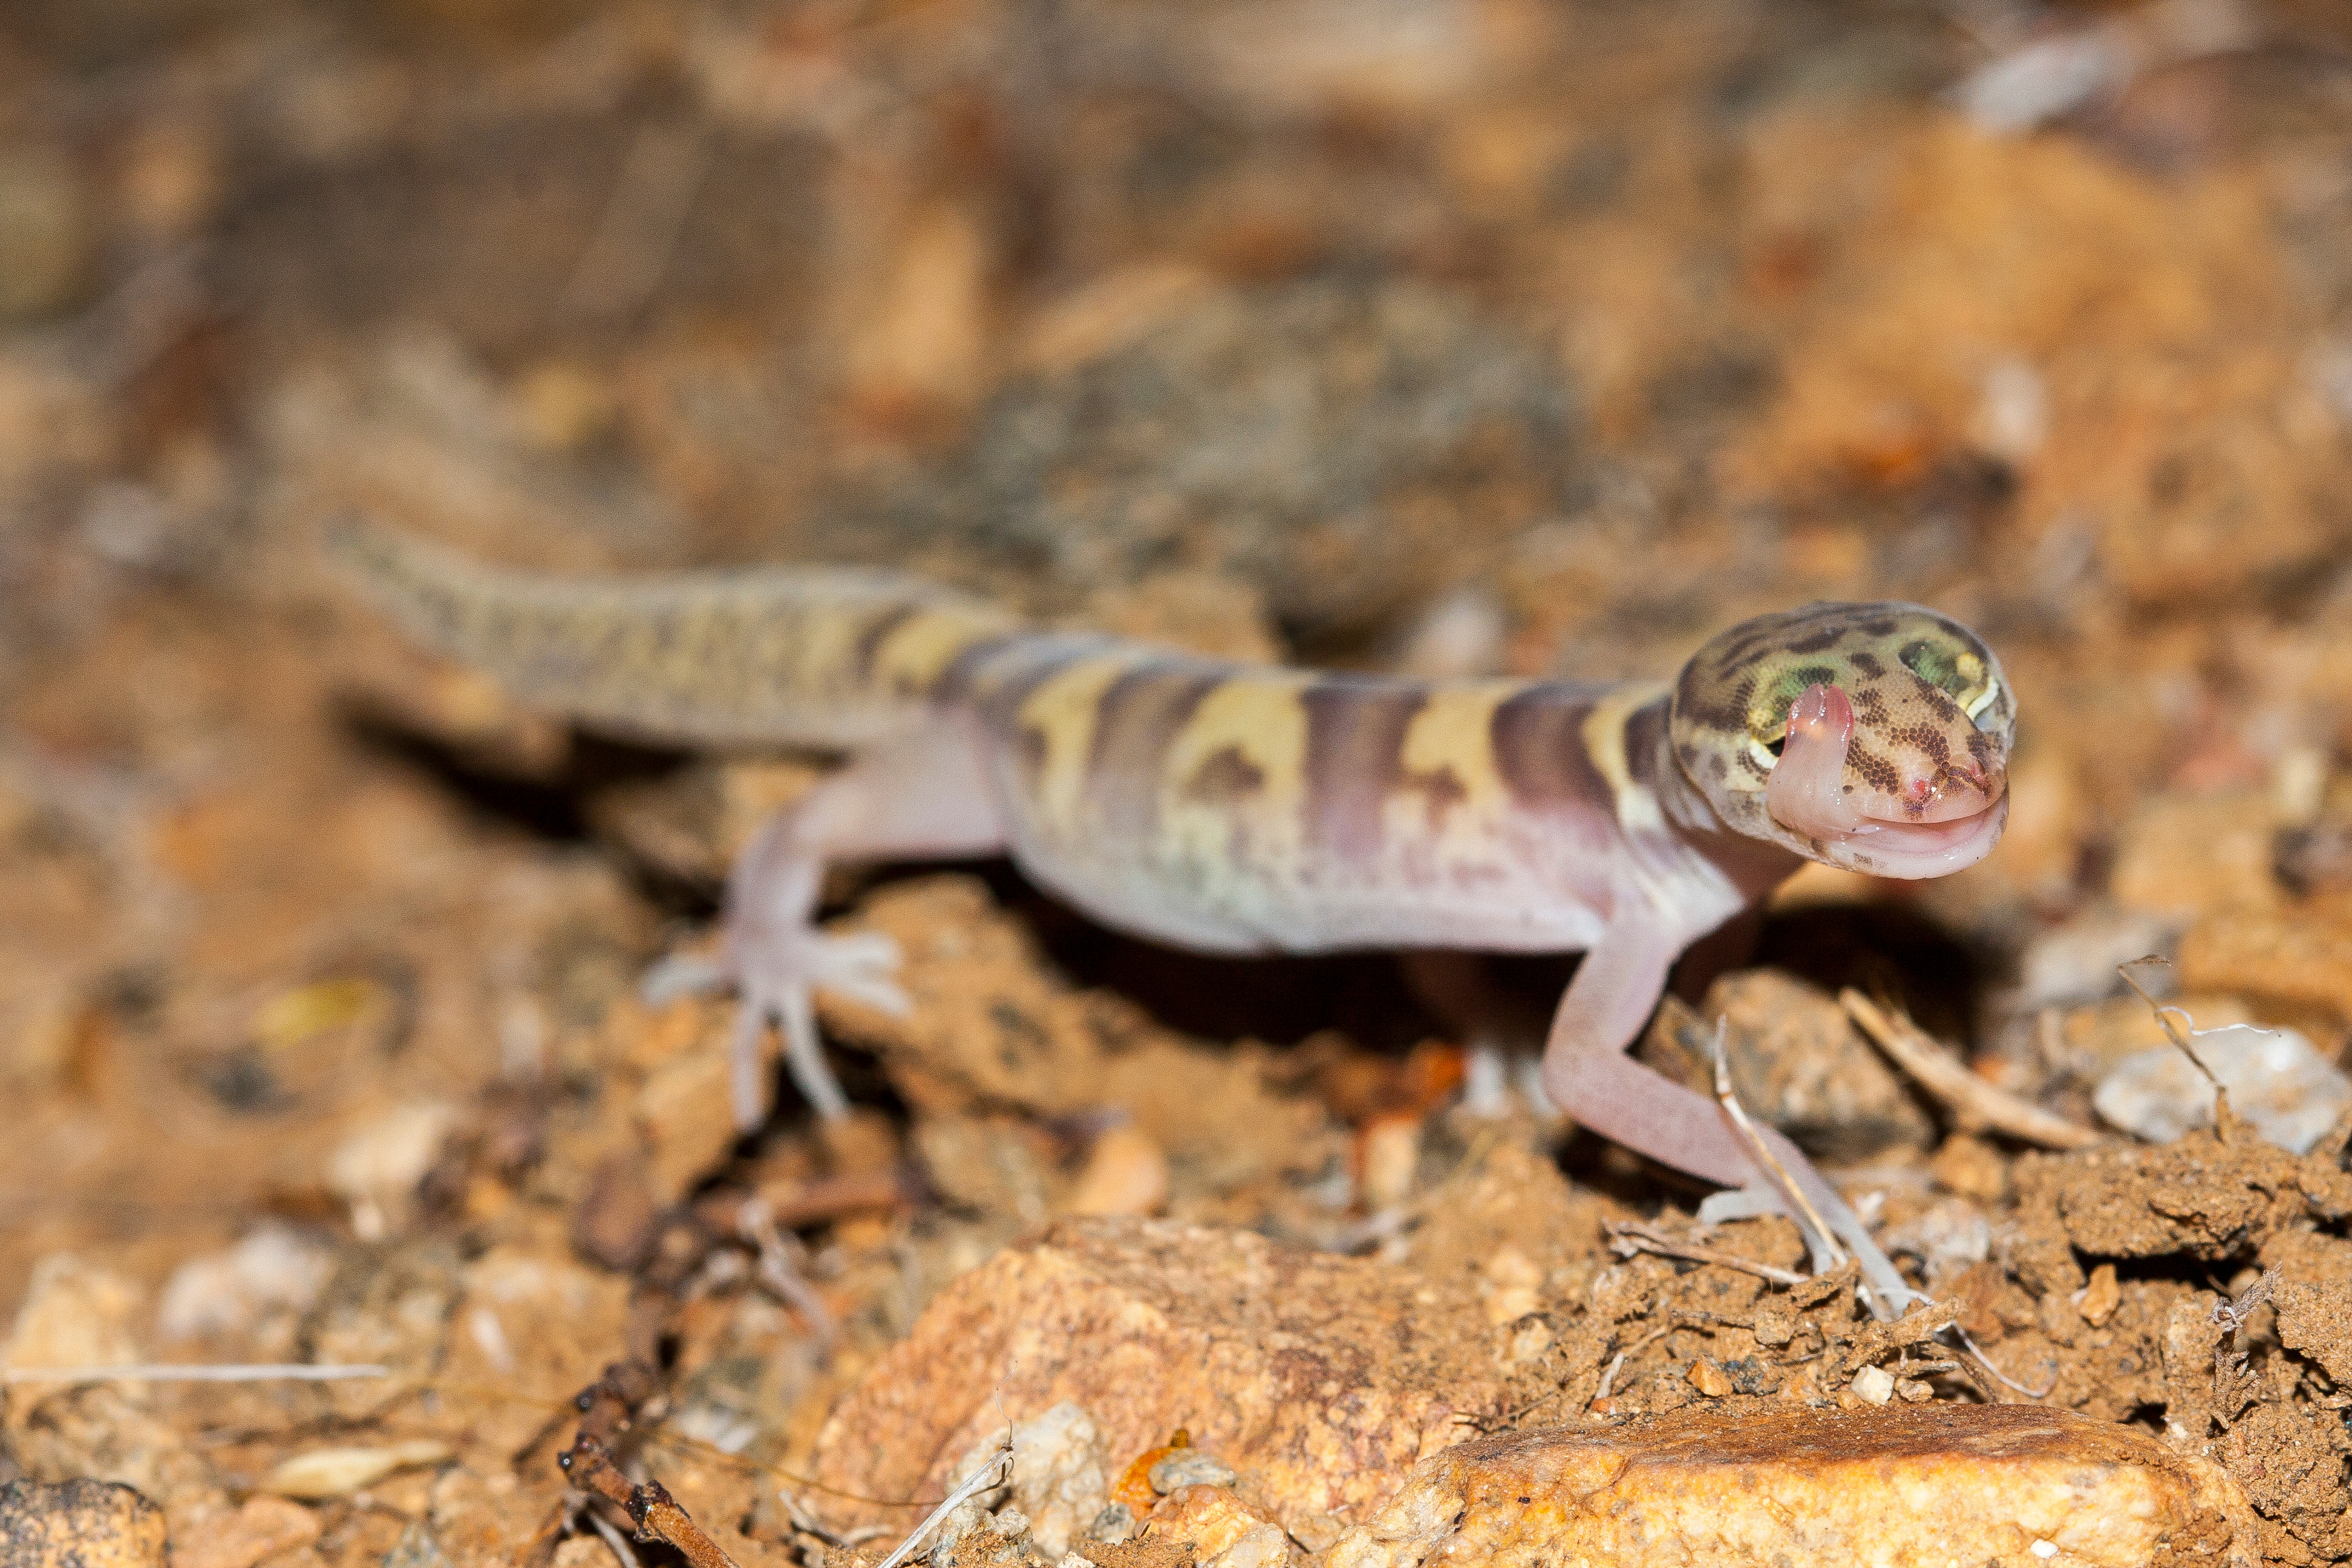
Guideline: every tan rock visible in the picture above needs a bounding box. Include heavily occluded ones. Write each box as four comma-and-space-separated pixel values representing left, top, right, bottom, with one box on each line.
2259, 1229, 2352, 1388
635, 1025, 736, 1200
1644, 973, 1932, 1162
0, 1479, 166, 1568
1067, 1125, 1171, 1218
2, 1255, 144, 1395
810, 1218, 1510, 1534
1327, 1405, 2254, 1568
2179, 902, 2352, 1025
174, 1494, 319, 1568
2078, 1263, 2122, 1328
1148, 1486, 1287, 1568
2109, 793, 2279, 919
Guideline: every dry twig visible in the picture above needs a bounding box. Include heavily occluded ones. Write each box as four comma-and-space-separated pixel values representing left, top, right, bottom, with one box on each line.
2, 1363, 387, 1383
872, 1428, 1013, 1568
1604, 1220, 1809, 1286
1711, 1021, 1849, 1271
541, 1361, 743, 1568
1840, 990, 2101, 1149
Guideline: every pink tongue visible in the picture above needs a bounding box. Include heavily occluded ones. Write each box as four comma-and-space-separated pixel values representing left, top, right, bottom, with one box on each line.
1766, 683, 1866, 838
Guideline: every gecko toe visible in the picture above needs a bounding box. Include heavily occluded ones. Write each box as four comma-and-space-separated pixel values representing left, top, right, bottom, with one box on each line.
799, 930, 909, 1016
641, 951, 728, 1006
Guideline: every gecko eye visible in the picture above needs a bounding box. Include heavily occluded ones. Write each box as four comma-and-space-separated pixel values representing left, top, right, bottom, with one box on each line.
1900, 639, 1999, 728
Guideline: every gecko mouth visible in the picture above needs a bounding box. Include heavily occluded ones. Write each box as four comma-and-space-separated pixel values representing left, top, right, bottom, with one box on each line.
1766, 684, 2008, 878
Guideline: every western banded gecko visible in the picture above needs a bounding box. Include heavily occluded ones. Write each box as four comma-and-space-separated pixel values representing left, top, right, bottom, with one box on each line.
333, 523, 2014, 1310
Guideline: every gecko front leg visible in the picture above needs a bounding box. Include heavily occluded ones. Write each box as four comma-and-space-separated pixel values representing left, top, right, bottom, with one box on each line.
650, 715, 1007, 1129
1540, 913, 1921, 1313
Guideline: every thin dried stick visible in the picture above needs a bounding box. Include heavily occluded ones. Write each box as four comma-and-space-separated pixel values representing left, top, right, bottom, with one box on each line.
1948, 1321, 2056, 1399
2115, 958, 2221, 1085
3, 1363, 388, 1383
1712, 1022, 1848, 1270
872, 1430, 1013, 1568
554, 1361, 742, 1568
587, 1508, 644, 1568
1841, 990, 2102, 1149
1604, 1221, 1809, 1286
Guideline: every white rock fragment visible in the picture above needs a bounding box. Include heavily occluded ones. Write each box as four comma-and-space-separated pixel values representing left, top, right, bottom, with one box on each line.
2094, 1025, 2352, 1154
326, 1102, 456, 1239
950, 1402, 1108, 1559
1973, 358, 2048, 464
1851, 1365, 1895, 1406
1953, 27, 2137, 133
1877, 1198, 1993, 1290
158, 1226, 333, 1341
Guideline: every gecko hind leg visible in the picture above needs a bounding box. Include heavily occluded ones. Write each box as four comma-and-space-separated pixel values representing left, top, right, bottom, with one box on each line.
650, 716, 1007, 1130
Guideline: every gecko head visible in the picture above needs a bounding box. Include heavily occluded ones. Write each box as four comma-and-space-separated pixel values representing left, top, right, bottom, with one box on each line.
1668, 602, 2015, 879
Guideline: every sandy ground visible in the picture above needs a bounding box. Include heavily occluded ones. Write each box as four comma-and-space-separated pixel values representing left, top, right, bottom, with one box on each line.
2, 2, 2351, 1566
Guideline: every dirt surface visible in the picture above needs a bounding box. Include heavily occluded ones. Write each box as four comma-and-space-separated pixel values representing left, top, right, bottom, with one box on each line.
4, 2, 2352, 1566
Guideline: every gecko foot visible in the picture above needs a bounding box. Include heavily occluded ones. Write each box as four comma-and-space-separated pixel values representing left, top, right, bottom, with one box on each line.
642, 927, 910, 1130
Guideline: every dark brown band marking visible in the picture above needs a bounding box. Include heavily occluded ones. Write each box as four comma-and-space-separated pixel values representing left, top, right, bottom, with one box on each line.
1622, 699, 1668, 796
1491, 686, 1608, 812
1302, 676, 1427, 863
1088, 661, 1227, 844
960, 635, 1116, 725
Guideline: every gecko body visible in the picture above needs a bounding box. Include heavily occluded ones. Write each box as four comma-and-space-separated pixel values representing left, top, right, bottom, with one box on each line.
333, 523, 2015, 1310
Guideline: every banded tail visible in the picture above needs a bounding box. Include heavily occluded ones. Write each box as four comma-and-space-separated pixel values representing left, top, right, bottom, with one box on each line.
325, 518, 1022, 749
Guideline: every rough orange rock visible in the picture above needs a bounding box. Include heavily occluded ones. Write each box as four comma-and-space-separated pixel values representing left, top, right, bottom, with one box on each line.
809, 1218, 1512, 1535
1326, 1405, 2254, 1568
0, 1480, 167, 1568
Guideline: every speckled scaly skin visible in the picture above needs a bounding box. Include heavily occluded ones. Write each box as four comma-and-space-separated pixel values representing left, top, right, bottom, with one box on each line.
332, 521, 2015, 1313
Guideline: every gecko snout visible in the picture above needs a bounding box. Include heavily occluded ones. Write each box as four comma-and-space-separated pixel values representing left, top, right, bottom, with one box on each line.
1892, 760, 1997, 823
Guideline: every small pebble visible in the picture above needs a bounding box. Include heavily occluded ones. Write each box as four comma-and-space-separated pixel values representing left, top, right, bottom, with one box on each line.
1148, 1451, 1237, 1494
261, 1440, 452, 1500
1850, 1365, 1896, 1405
1147, 1486, 1285, 1568
1751, 1304, 1796, 1347
1067, 1125, 1170, 1218
1687, 1357, 1733, 1398
1358, 1114, 1421, 1210
2077, 1263, 2122, 1328
1085, 1503, 1135, 1545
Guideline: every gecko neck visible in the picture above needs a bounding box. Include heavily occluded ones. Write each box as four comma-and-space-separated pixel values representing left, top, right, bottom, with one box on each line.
1644, 703, 1808, 905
